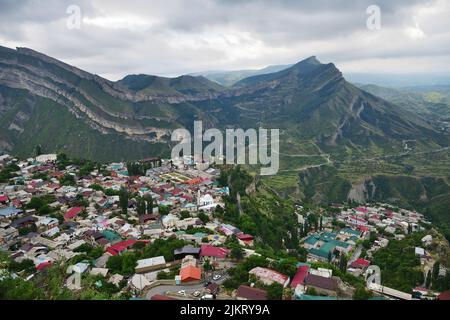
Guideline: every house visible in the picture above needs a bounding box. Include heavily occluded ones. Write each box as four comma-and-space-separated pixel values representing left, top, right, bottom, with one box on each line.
303, 235, 320, 250
37, 217, 59, 230
197, 194, 216, 211
180, 265, 202, 282
0, 227, 18, 247
236, 285, 268, 300
10, 215, 37, 229
200, 245, 230, 260
205, 282, 219, 295
181, 255, 198, 268
438, 291, 450, 300
0, 206, 22, 219
304, 274, 338, 296
64, 207, 84, 221
415, 247, 425, 257
135, 256, 167, 273
0, 195, 9, 205
174, 245, 201, 260
161, 214, 179, 228
138, 214, 158, 225
348, 216, 367, 226
249, 267, 290, 287
36, 154, 57, 163
131, 274, 151, 291
236, 233, 254, 246
421, 235, 433, 245
290, 265, 309, 289
106, 239, 138, 256
350, 258, 370, 270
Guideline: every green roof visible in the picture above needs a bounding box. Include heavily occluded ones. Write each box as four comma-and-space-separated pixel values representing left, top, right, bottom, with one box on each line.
309, 248, 333, 259
321, 241, 336, 253
330, 240, 351, 248
102, 230, 121, 241
305, 235, 320, 246
341, 228, 361, 236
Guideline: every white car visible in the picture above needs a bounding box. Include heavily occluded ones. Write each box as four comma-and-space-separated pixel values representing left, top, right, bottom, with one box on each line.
212, 274, 222, 281
178, 290, 186, 295
192, 291, 201, 297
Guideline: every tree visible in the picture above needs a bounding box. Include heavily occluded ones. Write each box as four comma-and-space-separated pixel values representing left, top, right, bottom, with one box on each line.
35, 145, 42, 156
119, 187, 129, 215
230, 245, 244, 261
425, 270, 432, 288
203, 259, 213, 271
319, 216, 323, 230
197, 211, 210, 224
266, 283, 283, 300
180, 211, 191, 220
144, 195, 154, 214
136, 197, 146, 216
339, 254, 348, 272
305, 287, 318, 295
432, 262, 440, 282
59, 173, 76, 186
353, 286, 373, 300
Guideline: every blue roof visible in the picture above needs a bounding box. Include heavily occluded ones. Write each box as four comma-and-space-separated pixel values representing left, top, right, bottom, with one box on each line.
0, 206, 22, 217
341, 228, 361, 236
304, 235, 320, 245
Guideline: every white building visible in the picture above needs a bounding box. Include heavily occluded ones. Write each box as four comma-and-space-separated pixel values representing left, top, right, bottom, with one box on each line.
36, 154, 57, 163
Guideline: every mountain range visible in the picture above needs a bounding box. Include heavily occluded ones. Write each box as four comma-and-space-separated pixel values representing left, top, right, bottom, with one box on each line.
0, 45, 447, 162
1, 45, 450, 235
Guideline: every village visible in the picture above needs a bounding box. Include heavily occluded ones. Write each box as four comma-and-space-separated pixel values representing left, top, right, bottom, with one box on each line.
0, 153, 449, 301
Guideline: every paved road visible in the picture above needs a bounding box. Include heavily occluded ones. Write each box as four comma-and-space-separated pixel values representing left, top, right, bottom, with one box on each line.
146, 283, 204, 299
145, 273, 229, 299
348, 245, 363, 267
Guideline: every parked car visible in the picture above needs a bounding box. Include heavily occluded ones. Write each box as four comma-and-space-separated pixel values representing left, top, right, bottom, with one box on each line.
192, 291, 201, 297
177, 290, 186, 295
213, 274, 222, 281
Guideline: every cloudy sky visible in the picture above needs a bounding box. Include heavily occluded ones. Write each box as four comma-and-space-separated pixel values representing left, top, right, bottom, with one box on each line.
1, 0, 450, 80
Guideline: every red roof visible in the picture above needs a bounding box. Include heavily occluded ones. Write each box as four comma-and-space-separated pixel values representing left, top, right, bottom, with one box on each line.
350, 216, 367, 223
64, 207, 84, 220
36, 261, 52, 271
290, 266, 309, 288
200, 245, 230, 258
236, 285, 268, 300
357, 226, 370, 232
106, 239, 138, 255
438, 291, 450, 300
0, 195, 9, 202
351, 258, 370, 269
180, 265, 202, 282
185, 178, 204, 185
355, 207, 368, 214
106, 239, 149, 256
237, 233, 254, 241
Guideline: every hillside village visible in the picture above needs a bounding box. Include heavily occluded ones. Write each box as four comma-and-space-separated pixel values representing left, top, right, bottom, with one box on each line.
1, 153, 450, 301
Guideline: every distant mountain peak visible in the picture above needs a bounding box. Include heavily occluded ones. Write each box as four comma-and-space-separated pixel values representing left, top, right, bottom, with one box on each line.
298, 55, 321, 65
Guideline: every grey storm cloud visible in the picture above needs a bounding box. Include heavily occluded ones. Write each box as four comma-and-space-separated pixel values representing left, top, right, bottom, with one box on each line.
0, 0, 449, 80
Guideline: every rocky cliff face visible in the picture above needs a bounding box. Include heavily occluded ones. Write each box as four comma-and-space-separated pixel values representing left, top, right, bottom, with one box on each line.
0, 45, 447, 161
